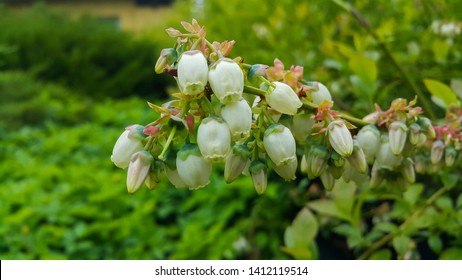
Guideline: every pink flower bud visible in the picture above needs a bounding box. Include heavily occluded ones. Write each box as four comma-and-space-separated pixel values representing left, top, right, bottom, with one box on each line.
177, 50, 208, 95
266, 82, 302, 115
208, 58, 244, 104
197, 117, 231, 163
126, 151, 153, 194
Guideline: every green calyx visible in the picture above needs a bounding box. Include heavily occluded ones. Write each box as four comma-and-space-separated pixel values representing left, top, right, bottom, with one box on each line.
232, 144, 251, 158
249, 159, 267, 174
264, 123, 284, 137
177, 143, 202, 161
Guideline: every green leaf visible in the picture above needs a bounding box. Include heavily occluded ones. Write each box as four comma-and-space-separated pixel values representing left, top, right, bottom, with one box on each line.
369, 249, 392, 260
456, 194, 462, 209
428, 235, 442, 254
431, 39, 450, 63
435, 196, 453, 211
374, 222, 399, 233
331, 179, 357, 217
349, 54, 377, 86
280, 247, 312, 260
450, 79, 462, 100
393, 235, 411, 257
308, 200, 350, 221
423, 79, 460, 109
403, 184, 423, 207
290, 208, 318, 248
442, 173, 458, 189
440, 248, 462, 260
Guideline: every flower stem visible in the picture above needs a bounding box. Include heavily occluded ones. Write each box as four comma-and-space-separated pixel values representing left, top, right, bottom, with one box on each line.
244, 85, 266, 96
159, 125, 177, 160
357, 186, 447, 260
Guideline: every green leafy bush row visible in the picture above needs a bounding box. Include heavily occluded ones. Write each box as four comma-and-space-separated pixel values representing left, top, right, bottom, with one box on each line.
0, 4, 171, 99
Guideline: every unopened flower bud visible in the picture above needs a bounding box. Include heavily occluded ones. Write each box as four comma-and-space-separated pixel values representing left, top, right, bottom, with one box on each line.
321, 170, 335, 191
111, 125, 146, 169
418, 117, 436, 139
154, 48, 177, 74
176, 144, 212, 190
431, 140, 445, 164
401, 158, 415, 184
348, 141, 367, 174
356, 125, 380, 164
273, 158, 298, 181
328, 165, 344, 180
409, 123, 427, 146
221, 99, 252, 142
328, 120, 353, 157
263, 124, 296, 166
370, 162, 384, 187
247, 64, 268, 84
249, 160, 267, 195
224, 144, 251, 183
291, 113, 315, 143
414, 155, 427, 174
197, 117, 231, 163
266, 82, 302, 115
310, 82, 332, 106
330, 151, 346, 168
388, 121, 408, 155
376, 136, 403, 169
362, 112, 379, 124
445, 146, 457, 167
144, 159, 165, 190
300, 154, 308, 174
177, 50, 208, 95
209, 59, 244, 104
305, 144, 329, 179
127, 150, 153, 194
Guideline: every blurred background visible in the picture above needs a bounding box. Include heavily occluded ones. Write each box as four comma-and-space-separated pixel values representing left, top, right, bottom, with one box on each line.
0, 0, 461, 259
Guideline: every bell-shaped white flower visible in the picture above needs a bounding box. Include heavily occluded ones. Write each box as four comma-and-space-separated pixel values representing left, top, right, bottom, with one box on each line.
176, 144, 212, 190
111, 125, 146, 169
224, 144, 250, 183
163, 149, 187, 189
310, 82, 333, 106
320, 170, 335, 191
249, 160, 267, 195
177, 50, 208, 95
126, 150, 153, 194
291, 113, 315, 143
272, 157, 297, 181
197, 117, 231, 163
445, 147, 457, 167
221, 99, 252, 142
347, 140, 367, 174
305, 144, 329, 179
208, 58, 244, 104
375, 136, 403, 169
327, 120, 353, 157
388, 121, 408, 155
356, 125, 380, 164
266, 82, 302, 115
263, 124, 296, 166
409, 123, 427, 147
401, 158, 415, 184
418, 117, 436, 139
431, 140, 445, 164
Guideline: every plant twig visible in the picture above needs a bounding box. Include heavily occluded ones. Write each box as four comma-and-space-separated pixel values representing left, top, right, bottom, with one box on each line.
357, 186, 447, 260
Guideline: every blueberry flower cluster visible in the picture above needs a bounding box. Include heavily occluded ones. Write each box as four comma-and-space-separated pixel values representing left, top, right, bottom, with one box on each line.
111, 19, 460, 194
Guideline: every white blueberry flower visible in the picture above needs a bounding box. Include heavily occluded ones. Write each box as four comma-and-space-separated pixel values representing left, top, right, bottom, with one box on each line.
208, 58, 244, 104
163, 149, 187, 189
375, 136, 402, 169
347, 141, 367, 174
401, 158, 415, 184
221, 99, 252, 142
111, 125, 146, 169
176, 144, 212, 190
263, 124, 296, 166
409, 123, 427, 146
249, 160, 267, 195
327, 120, 353, 157
445, 147, 457, 167
310, 82, 332, 106
291, 113, 315, 143
320, 170, 335, 191
126, 150, 153, 194
356, 125, 380, 164
224, 144, 251, 183
388, 121, 408, 155
431, 140, 445, 164
305, 144, 329, 179
272, 157, 297, 181
197, 117, 231, 163
177, 50, 208, 95
266, 82, 302, 115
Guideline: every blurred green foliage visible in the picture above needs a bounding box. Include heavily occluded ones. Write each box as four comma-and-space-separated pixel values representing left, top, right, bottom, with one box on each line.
0, 4, 171, 99
1, 0, 462, 260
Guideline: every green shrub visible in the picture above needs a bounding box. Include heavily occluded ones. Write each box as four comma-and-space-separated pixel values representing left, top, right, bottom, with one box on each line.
0, 4, 171, 99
